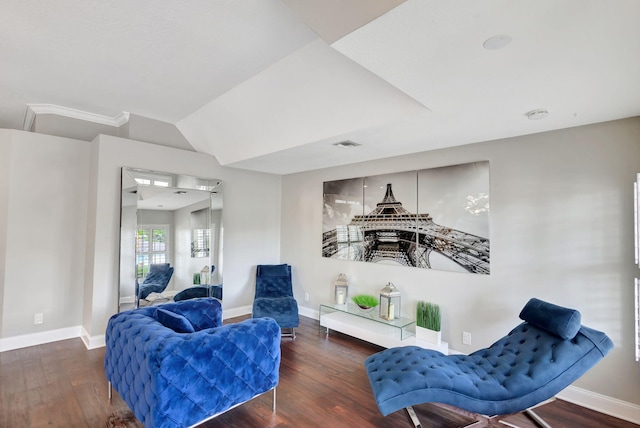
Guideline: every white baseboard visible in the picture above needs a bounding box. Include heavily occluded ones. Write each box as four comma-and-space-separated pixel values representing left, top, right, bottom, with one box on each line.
222, 304, 252, 320
223, 304, 318, 321
81, 327, 106, 350
557, 385, 640, 425
299, 305, 319, 320
0, 326, 82, 352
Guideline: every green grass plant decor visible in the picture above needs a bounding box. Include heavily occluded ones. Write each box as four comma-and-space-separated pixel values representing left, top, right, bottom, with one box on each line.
416, 301, 441, 332
352, 294, 379, 309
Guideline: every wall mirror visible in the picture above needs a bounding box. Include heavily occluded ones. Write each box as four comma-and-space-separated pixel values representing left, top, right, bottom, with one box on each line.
119, 167, 223, 311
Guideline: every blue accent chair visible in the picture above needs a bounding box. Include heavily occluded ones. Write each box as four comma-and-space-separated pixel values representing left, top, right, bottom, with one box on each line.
104, 298, 281, 428
252, 264, 299, 338
365, 298, 613, 427
136, 263, 174, 301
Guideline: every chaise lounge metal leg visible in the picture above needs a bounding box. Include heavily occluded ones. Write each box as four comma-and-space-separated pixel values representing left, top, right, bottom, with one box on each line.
524, 409, 552, 428
405, 402, 553, 428
406, 406, 422, 428
108, 381, 112, 401
281, 328, 296, 339
407, 405, 488, 428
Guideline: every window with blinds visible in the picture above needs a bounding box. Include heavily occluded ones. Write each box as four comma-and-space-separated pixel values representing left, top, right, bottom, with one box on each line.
136, 225, 169, 279
191, 228, 211, 258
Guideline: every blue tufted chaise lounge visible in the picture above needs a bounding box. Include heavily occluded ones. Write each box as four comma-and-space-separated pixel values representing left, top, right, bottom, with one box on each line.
252, 264, 299, 338
136, 263, 174, 306
105, 298, 281, 428
365, 298, 613, 427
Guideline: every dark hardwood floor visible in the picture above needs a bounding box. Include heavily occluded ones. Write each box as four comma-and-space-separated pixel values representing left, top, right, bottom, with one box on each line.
0, 314, 636, 427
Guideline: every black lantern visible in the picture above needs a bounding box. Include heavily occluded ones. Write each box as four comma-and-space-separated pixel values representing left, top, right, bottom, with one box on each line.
334, 273, 348, 306
379, 282, 401, 320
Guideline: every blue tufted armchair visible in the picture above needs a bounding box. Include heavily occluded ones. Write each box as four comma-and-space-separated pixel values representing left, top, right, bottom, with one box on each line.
252, 264, 299, 338
105, 298, 281, 428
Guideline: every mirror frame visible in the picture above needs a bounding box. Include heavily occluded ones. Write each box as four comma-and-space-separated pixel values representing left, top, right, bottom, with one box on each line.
118, 167, 223, 311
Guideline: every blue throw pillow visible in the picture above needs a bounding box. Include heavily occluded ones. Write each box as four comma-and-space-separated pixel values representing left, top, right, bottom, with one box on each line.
154, 308, 195, 333
519, 298, 581, 340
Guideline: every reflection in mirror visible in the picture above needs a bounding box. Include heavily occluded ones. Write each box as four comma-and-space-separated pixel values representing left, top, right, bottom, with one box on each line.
119, 167, 223, 312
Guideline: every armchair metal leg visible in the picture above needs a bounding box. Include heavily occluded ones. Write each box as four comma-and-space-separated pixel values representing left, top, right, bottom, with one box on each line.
108, 381, 112, 401
273, 388, 277, 412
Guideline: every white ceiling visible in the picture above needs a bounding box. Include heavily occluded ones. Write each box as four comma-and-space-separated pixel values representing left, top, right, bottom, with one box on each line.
2, 0, 640, 175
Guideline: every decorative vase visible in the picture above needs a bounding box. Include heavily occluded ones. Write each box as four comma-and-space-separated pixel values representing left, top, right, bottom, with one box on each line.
416, 326, 441, 345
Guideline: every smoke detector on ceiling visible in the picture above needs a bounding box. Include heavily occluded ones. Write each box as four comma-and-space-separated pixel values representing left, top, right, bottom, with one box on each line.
333, 140, 361, 149
483, 35, 512, 50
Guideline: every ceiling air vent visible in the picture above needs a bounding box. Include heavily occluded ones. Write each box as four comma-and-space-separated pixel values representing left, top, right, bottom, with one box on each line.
333, 140, 361, 149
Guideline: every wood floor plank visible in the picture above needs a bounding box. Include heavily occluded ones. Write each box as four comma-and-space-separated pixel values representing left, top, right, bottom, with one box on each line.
0, 314, 637, 427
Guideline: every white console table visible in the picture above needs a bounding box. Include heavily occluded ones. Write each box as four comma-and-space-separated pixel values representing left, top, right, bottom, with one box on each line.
319, 303, 448, 353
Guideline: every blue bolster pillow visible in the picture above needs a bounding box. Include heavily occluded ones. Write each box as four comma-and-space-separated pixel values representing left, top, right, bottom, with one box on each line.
154, 308, 196, 333
519, 298, 581, 340
257, 264, 290, 277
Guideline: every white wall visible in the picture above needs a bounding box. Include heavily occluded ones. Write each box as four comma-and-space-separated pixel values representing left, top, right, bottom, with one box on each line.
0, 130, 281, 349
0, 129, 90, 337
281, 117, 640, 406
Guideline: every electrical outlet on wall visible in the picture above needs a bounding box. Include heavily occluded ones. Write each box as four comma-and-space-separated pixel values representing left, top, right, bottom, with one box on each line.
462, 331, 472, 345
304, 292, 310, 302
34, 313, 44, 325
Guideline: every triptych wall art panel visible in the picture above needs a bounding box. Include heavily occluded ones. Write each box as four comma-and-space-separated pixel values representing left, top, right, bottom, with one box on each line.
322, 161, 490, 274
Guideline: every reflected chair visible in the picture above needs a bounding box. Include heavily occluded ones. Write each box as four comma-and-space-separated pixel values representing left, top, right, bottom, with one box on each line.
365, 298, 613, 427
174, 284, 223, 301
252, 264, 299, 339
136, 263, 174, 304
174, 265, 223, 302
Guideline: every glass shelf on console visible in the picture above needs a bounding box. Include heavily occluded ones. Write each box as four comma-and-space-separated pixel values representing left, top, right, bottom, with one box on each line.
319, 303, 416, 347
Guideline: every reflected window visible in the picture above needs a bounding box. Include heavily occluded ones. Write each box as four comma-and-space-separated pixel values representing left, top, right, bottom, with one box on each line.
136, 225, 169, 279
191, 229, 210, 258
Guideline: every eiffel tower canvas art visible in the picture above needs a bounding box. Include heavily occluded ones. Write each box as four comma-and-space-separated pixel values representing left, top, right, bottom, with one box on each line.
322, 162, 490, 274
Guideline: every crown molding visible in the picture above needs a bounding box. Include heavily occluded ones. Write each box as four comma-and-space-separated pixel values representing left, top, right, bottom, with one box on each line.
23, 104, 130, 131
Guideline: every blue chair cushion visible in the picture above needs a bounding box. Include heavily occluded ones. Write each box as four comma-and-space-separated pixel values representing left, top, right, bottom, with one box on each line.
519, 298, 581, 340
154, 308, 195, 333
253, 297, 299, 328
